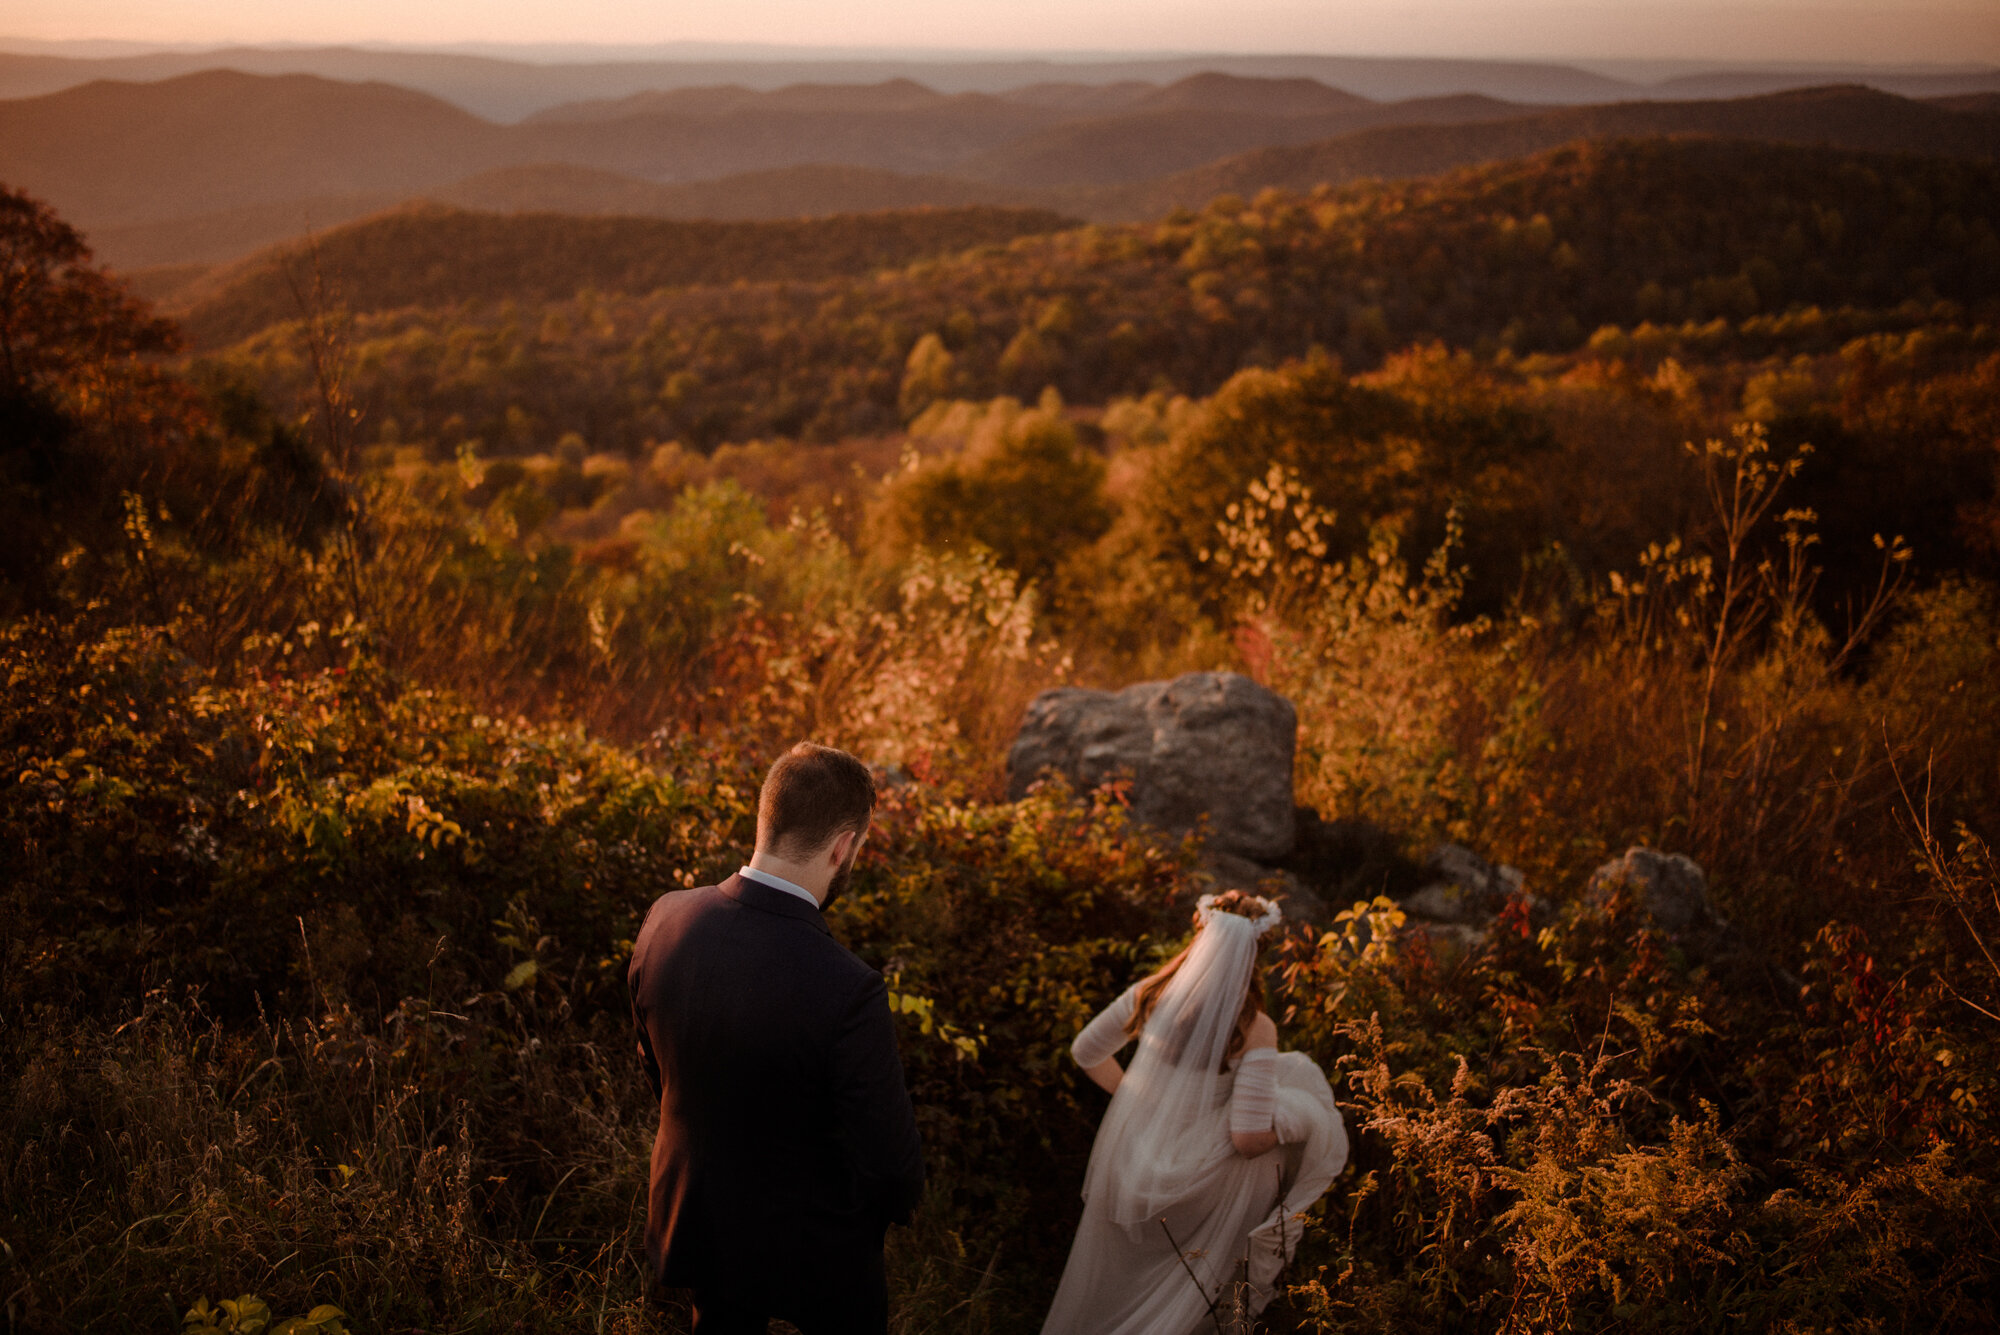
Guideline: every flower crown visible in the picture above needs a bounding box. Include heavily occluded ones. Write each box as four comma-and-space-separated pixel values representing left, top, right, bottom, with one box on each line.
1196, 892, 1284, 937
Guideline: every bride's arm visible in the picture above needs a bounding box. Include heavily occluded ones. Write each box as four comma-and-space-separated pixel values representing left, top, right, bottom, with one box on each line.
1080, 1056, 1124, 1094
1229, 1013, 1281, 1157
1071, 987, 1138, 1093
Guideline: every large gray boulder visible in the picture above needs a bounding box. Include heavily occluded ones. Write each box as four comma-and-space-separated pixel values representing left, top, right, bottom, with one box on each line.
1007, 671, 1297, 861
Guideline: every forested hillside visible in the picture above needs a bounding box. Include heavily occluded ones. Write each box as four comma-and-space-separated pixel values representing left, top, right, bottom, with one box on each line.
169, 203, 1078, 345
1104, 82, 2000, 217
3, 118, 1998, 1335
195, 138, 2000, 450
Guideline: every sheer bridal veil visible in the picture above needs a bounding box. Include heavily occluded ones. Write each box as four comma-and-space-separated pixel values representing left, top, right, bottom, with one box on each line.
1081, 894, 1283, 1238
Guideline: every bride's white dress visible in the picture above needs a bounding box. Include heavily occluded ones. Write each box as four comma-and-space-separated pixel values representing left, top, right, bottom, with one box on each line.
1042, 913, 1348, 1334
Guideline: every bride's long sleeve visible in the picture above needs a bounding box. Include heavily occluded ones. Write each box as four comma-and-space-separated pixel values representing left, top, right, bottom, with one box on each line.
1070, 986, 1138, 1068
1229, 1047, 1278, 1134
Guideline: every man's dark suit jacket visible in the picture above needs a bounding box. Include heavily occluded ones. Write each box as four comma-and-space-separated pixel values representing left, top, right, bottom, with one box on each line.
628, 873, 925, 1305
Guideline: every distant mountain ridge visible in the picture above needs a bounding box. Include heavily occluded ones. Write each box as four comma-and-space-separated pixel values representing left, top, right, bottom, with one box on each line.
0, 47, 1649, 120
7, 70, 1994, 274
523, 77, 967, 123
1, 43, 1994, 121
955, 92, 1532, 188
0, 71, 513, 227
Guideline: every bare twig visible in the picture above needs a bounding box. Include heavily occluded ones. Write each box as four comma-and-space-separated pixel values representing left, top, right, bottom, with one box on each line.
1888, 741, 2000, 1024
1160, 1216, 1227, 1333
1275, 1159, 1288, 1265
530, 1164, 584, 1243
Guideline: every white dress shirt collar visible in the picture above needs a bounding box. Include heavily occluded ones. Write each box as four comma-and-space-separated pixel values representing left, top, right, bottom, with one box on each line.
738, 863, 820, 909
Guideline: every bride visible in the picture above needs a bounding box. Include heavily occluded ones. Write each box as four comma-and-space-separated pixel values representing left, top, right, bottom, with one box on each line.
1042, 890, 1348, 1334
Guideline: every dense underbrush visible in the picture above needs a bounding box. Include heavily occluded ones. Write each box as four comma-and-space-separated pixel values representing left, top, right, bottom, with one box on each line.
5, 172, 2000, 1331
5, 597, 1996, 1332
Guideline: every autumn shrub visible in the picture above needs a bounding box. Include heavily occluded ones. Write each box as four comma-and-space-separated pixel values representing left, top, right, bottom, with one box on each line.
874, 391, 1113, 594
1192, 416, 2000, 1332
0, 614, 1213, 1332
95, 432, 1069, 778
782, 548, 1069, 783
1259, 868, 1999, 1333
1105, 379, 1999, 1330
1196, 401, 1995, 930
0, 614, 749, 1330
1204, 462, 1506, 843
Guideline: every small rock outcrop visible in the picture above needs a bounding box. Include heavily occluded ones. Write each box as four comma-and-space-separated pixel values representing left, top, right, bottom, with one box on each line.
1007, 671, 1297, 862
1401, 843, 1531, 921
1585, 846, 1770, 984
1586, 847, 1717, 934
1402, 843, 1518, 924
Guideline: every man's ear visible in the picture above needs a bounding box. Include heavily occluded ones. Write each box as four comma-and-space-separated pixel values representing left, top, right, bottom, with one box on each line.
827, 826, 865, 865
825, 828, 852, 866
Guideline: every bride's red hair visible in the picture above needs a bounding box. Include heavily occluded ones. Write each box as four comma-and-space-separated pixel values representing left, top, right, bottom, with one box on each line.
1123, 890, 1272, 1065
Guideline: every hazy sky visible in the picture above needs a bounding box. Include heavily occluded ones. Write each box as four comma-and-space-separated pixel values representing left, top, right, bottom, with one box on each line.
9, 0, 1998, 65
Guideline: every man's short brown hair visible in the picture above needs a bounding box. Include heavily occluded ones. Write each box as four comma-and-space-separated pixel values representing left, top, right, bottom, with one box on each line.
757, 742, 876, 858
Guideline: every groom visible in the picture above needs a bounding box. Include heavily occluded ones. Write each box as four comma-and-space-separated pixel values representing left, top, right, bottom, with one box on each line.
629, 742, 925, 1333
